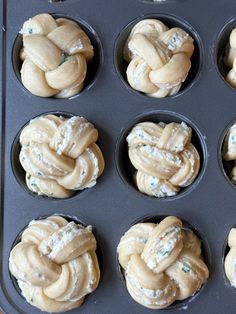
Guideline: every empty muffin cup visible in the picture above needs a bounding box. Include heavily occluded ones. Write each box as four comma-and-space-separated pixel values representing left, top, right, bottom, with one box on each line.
117, 214, 210, 310
115, 110, 207, 200
114, 13, 202, 99
11, 111, 105, 200
9, 214, 103, 312
12, 13, 102, 99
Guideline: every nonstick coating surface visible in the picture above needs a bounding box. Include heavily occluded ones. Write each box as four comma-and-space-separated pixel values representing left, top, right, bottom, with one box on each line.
1, 0, 236, 313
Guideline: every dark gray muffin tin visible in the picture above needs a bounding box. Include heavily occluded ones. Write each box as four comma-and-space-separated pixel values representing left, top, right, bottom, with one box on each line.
1, 0, 236, 313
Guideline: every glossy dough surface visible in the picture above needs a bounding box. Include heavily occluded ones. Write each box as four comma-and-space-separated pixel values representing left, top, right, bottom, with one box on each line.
19, 114, 104, 198
127, 121, 200, 198
20, 13, 94, 98
9, 216, 100, 313
117, 216, 209, 309
123, 19, 194, 98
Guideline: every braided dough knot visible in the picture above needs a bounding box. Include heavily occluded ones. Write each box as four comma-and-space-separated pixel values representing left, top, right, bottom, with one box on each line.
124, 19, 194, 98
224, 228, 236, 287
117, 216, 209, 309
224, 29, 236, 88
127, 121, 200, 198
19, 114, 104, 198
9, 216, 100, 313
20, 14, 94, 98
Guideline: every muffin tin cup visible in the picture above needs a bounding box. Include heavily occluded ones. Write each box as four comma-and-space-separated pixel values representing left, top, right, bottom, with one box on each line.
114, 13, 203, 100
116, 214, 211, 310
115, 110, 208, 201
12, 13, 103, 100
9, 213, 104, 302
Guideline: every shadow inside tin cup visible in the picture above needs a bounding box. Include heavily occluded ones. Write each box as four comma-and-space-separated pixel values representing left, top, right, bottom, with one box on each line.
215, 16, 236, 91
9, 213, 104, 301
11, 111, 85, 201
115, 110, 207, 201
12, 14, 103, 99
114, 13, 203, 100
222, 228, 232, 288
116, 214, 211, 310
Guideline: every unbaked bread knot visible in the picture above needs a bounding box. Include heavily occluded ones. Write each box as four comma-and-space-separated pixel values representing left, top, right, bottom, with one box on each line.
127, 121, 200, 198
222, 122, 236, 183
20, 13, 94, 98
224, 228, 236, 287
19, 114, 104, 198
9, 216, 100, 313
117, 216, 209, 309
123, 19, 194, 98
224, 28, 236, 88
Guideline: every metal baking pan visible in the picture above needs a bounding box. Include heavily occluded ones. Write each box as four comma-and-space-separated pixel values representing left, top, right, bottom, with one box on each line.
1, 0, 236, 313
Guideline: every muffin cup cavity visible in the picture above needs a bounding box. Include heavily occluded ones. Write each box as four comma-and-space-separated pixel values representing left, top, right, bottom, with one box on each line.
215, 17, 236, 91
12, 14, 103, 99
115, 110, 207, 200
117, 214, 211, 310
114, 13, 203, 100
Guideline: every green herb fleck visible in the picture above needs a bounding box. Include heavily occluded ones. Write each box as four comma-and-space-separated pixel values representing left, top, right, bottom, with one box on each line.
182, 262, 190, 273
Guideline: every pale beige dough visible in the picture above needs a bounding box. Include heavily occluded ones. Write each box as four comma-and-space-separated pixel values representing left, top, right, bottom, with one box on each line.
223, 123, 236, 161
117, 216, 209, 309
19, 13, 94, 98
19, 114, 104, 198
222, 123, 236, 186
127, 120, 200, 198
224, 28, 236, 89
123, 19, 194, 98
9, 216, 100, 313
224, 228, 236, 288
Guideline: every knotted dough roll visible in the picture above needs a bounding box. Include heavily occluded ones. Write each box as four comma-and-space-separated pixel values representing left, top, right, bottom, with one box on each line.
224, 28, 236, 88
224, 228, 236, 287
127, 120, 200, 198
9, 216, 100, 313
19, 114, 104, 198
19, 13, 94, 98
117, 216, 209, 309
223, 123, 236, 161
123, 19, 194, 98
222, 122, 236, 185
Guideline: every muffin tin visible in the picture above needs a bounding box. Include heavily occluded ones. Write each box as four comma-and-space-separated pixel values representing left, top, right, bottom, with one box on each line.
1, 0, 236, 313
